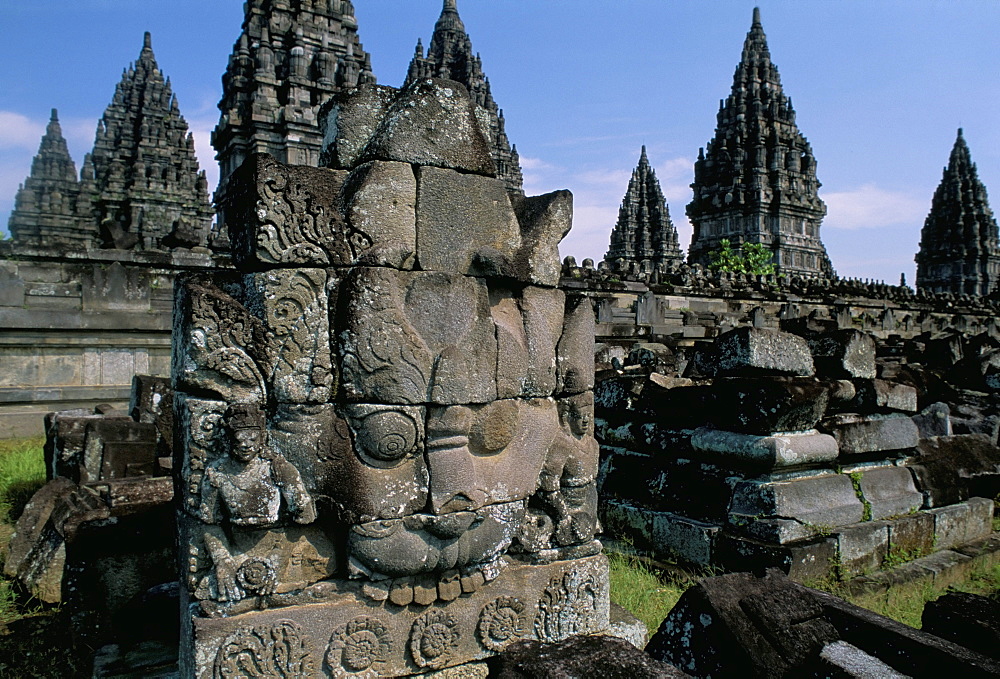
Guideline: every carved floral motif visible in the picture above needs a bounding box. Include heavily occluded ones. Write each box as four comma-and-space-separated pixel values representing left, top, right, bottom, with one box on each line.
213, 620, 315, 678
534, 570, 601, 643
478, 596, 527, 651
325, 616, 393, 678
409, 610, 460, 669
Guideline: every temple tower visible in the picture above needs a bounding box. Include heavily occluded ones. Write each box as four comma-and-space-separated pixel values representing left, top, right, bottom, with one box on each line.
915, 129, 1000, 296
604, 146, 683, 271
7, 110, 97, 249
687, 8, 834, 277
212, 0, 374, 242
90, 32, 213, 250
406, 0, 524, 194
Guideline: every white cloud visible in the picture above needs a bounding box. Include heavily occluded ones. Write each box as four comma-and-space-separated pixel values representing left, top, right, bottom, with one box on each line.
186, 118, 220, 197
519, 156, 557, 172
822, 184, 927, 230
0, 112, 45, 151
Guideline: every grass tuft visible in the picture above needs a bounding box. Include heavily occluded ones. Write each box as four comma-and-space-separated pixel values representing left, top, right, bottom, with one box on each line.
0, 437, 46, 526
608, 550, 701, 635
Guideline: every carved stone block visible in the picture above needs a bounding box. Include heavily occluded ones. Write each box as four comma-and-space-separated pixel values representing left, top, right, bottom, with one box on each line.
173, 276, 268, 404
242, 268, 335, 404
513, 190, 574, 287
227, 154, 369, 270
269, 403, 430, 525
358, 78, 495, 177
342, 160, 417, 269
182, 555, 609, 679
338, 267, 498, 405
492, 286, 564, 400
415, 166, 521, 276
556, 294, 596, 395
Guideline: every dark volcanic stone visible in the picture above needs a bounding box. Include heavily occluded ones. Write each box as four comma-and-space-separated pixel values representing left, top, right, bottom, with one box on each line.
908, 434, 1000, 507
711, 327, 814, 378
807, 329, 877, 380
922, 591, 1000, 658
490, 635, 690, 678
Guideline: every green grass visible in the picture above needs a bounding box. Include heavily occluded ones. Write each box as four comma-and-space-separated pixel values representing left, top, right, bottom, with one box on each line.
0, 436, 46, 626
607, 550, 699, 635
0, 437, 46, 526
609, 550, 1000, 634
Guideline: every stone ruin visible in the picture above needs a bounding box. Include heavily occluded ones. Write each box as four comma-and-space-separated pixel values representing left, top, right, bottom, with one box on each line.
598, 324, 1000, 582
171, 76, 605, 677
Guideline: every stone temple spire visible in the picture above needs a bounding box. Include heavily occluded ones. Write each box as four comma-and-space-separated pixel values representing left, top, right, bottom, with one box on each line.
687, 8, 834, 277
212, 0, 375, 245
605, 146, 683, 272
915, 129, 1000, 296
8, 109, 96, 248
90, 32, 213, 250
406, 0, 524, 194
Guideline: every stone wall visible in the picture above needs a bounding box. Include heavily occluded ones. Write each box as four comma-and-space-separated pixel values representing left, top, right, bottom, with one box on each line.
0, 243, 219, 437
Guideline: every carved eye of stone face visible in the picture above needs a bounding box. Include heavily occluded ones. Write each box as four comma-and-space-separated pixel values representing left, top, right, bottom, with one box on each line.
355, 410, 419, 468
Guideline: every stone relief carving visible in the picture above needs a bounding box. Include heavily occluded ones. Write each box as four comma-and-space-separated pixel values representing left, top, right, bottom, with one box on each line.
478, 596, 528, 652
213, 619, 315, 678
534, 570, 602, 644
409, 610, 460, 670
325, 616, 393, 678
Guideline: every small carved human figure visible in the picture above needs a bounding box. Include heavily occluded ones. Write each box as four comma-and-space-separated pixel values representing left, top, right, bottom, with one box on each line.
537, 393, 600, 546
200, 403, 316, 601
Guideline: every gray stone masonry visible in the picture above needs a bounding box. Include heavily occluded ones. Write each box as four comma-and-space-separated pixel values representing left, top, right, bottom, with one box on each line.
176, 76, 603, 677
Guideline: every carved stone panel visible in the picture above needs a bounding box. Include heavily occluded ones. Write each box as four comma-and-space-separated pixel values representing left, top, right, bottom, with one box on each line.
338, 268, 498, 405
268, 403, 429, 525
242, 268, 335, 404
341, 160, 417, 270
173, 276, 268, 404
556, 294, 596, 396
227, 154, 370, 270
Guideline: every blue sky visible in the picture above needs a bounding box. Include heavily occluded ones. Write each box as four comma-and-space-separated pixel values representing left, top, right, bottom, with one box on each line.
1, 0, 998, 283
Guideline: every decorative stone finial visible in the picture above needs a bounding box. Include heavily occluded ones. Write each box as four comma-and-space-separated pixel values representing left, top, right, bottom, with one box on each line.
752, 7, 762, 26
143, 31, 152, 50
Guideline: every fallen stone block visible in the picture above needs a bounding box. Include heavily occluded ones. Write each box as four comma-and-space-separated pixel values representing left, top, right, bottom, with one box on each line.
912, 402, 952, 439
814, 640, 909, 678
711, 326, 815, 378
922, 591, 1000, 659
849, 379, 918, 414
692, 428, 838, 470
714, 533, 838, 583
807, 329, 877, 379
820, 413, 919, 456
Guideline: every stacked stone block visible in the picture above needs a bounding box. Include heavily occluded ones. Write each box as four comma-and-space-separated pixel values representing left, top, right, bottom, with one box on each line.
598, 326, 998, 582
174, 77, 606, 677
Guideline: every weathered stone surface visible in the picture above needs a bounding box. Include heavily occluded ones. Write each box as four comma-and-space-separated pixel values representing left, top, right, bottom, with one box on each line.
43, 411, 107, 481
728, 475, 865, 544
922, 591, 1000, 659
886, 511, 935, 558
79, 417, 159, 482
338, 267, 498, 405
601, 501, 718, 565
173, 276, 268, 404
912, 402, 953, 439
184, 556, 609, 679
646, 570, 839, 677
128, 374, 173, 459
855, 466, 922, 520
833, 521, 889, 578
415, 166, 521, 276
930, 497, 994, 550
242, 268, 335, 404
513, 190, 574, 287
820, 413, 919, 456
714, 533, 838, 583
711, 327, 815, 378
493, 286, 564, 399
320, 84, 398, 171
360, 78, 495, 177
227, 154, 365, 270
815, 641, 909, 678
490, 634, 688, 678
807, 330, 877, 379
341, 160, 418, 269
270, 403, 429, 524
691, 428, 838, 470
608, 602, 650, 650
849, 379, 918, 414
908, 434, 1000, 507
557, 294, 596, 395
2, 477, 75, 588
